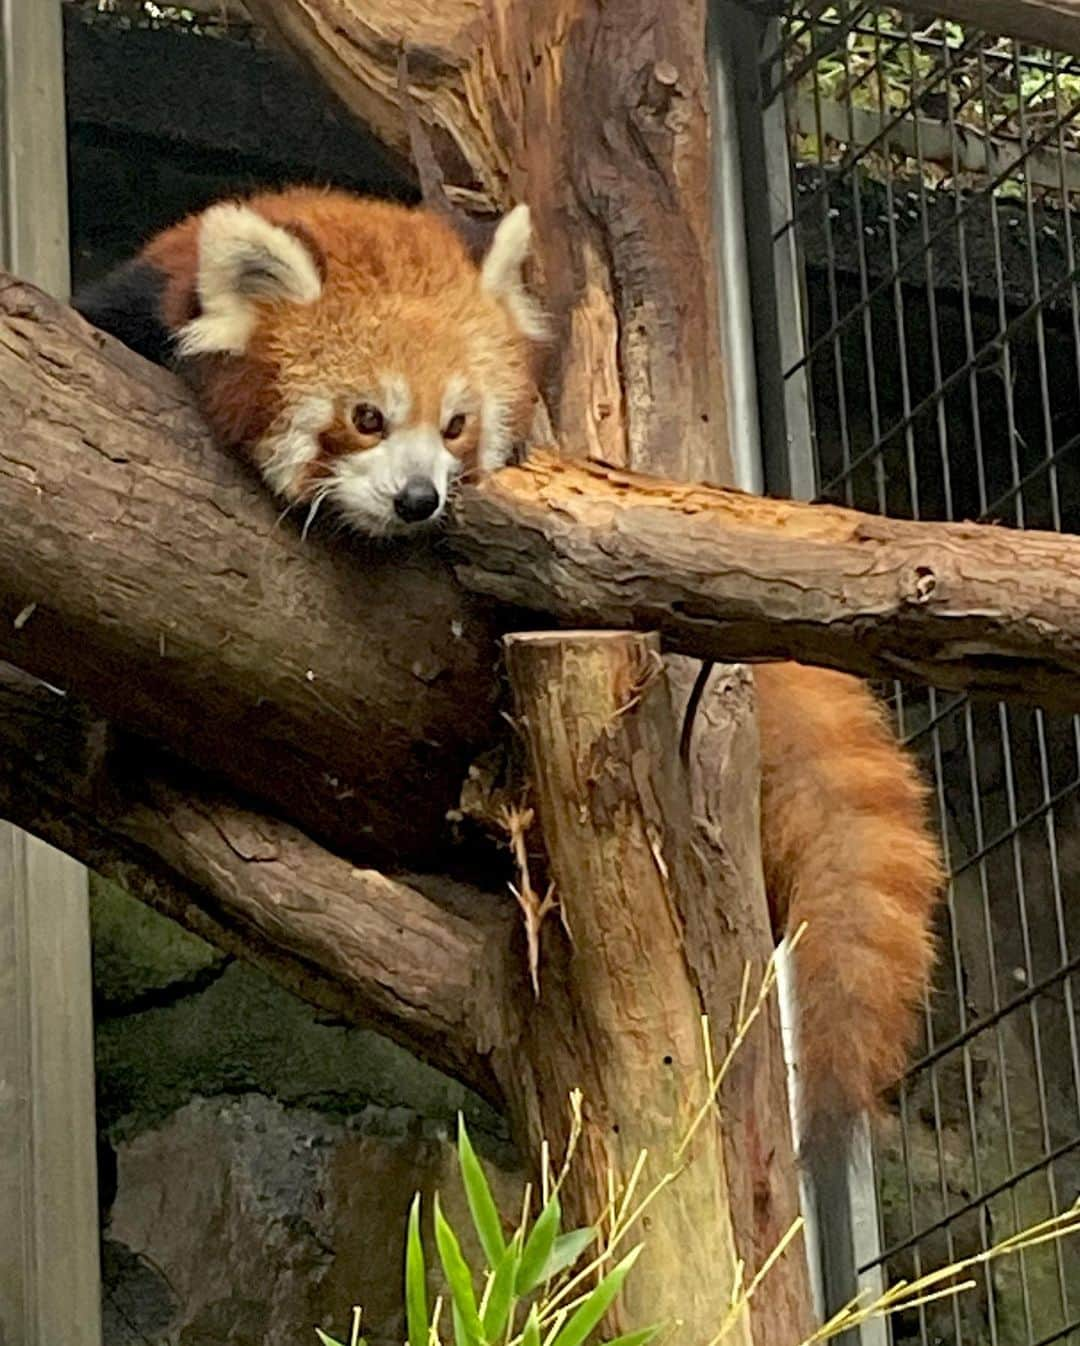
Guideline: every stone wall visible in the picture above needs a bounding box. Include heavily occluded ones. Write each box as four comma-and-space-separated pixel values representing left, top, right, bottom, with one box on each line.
93, 881, 521, 1346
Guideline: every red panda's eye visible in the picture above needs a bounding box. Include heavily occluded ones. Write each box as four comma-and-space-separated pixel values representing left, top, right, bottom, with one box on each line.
444, 413, 466, 441
353, 403, 385, 437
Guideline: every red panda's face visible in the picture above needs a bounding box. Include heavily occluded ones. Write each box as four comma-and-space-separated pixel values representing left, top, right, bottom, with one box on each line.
154, 192, 545, 534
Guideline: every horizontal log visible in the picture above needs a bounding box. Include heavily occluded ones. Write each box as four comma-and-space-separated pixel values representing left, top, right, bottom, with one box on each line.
450, 453, 1080, 713
897, 0, 1080, 57
0, 272, 504, 864
3, 269, 1079, 882
0, 663, 504, 1101
734, 0, 1080, 59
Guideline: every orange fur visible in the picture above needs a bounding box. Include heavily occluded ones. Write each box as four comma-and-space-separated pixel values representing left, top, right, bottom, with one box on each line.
144, 189, 536, 480
755, 663, 943, 1155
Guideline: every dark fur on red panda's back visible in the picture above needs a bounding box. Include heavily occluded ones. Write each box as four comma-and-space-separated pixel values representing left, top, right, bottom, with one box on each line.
73, 258, 174, 366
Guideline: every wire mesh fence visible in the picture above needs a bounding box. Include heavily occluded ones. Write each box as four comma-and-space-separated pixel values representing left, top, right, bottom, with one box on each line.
758, 7, 1080, 1344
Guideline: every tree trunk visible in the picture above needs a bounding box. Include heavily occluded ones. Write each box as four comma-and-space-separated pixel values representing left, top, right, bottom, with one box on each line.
242, 0, 730, 481
499, 631, 754, 1346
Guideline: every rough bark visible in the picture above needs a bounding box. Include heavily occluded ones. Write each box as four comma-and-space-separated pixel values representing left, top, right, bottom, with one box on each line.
0, 663, 506, 1101
4, 276, 1080, 891
666, 658, 812, 1345
241, 0, 730, 482
498, 631, 753, 1346
0, 272, 504, 866
452, 452, 1080, 714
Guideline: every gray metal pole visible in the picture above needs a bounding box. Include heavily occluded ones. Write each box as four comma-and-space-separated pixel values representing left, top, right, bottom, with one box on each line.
0, 3, 101, 1344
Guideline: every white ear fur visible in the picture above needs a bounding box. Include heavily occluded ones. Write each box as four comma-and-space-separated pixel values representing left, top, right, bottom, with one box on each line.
480, 204, 548, 342
177, 203, 323, 357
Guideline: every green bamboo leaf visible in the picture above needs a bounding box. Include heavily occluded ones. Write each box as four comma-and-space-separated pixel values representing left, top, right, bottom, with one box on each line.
405, 1193, 429, 1346
601, 1325, 662, 1346
315, 1332, 345, 1346
458, 1113, 506, 1267
452, 1301, 481, 1346
482, 1236, 521, 1341
515, 1195, 561, 1294
549, 1247, 643, 1346
542, 1227, 596, 1281
522, 1304, 541, 1346
434, 1195, 484, 1345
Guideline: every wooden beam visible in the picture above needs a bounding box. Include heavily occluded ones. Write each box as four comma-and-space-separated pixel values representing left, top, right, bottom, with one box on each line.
500, 631, 753, 1346
0, 825, 99, 1346
896, 0, 1080, 58
1, 0, 69, 298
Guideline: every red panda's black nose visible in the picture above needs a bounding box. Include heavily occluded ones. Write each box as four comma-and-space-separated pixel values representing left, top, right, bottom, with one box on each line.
394, 476, 440, 523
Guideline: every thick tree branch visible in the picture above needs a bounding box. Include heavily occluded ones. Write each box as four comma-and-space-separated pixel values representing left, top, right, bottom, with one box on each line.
0, 663, 507, 1102
0, 272, 503, 865
3, 271, 1080, 891
451, 453, 1080, 713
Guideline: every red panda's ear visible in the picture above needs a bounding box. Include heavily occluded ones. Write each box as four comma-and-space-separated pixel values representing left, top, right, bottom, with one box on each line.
480, 205, 549, 343
177, 203, 323, 357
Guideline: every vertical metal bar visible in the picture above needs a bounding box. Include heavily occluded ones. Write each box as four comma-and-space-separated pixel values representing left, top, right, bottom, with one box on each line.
903, 13, 954, 522
1015, 40, 1062, 533
708, 1, 764, 494
753, 14, 819, 501
809, 24, 856, 506
976, 45, 1025, 528
0, 4, 99, 1346
0, 0, 69, 297
871, 5, 922, 520
964, 700, 1036, 1344
942, 24, 990, 516
924, 686, 1002, 1346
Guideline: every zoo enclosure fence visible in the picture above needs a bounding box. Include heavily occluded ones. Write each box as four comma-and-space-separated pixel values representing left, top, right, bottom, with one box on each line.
743, 5, 1080, 1345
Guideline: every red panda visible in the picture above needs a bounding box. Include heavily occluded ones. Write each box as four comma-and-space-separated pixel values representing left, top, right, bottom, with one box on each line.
76, 188, 543, 533
74, 187, 943, 1265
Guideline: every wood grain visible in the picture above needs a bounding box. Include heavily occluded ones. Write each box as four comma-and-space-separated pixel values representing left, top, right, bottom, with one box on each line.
241, 0, 731, 482
452, 451, 1080, 713
501, 631, 752, 1346
0, 664, 506, 1101
0, 272, 503, 865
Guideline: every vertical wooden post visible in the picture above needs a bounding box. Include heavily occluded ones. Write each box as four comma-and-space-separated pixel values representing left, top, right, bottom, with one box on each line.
0, 831, 100, 1346
0, 3, 101, 1344
500, 630, 752, 1346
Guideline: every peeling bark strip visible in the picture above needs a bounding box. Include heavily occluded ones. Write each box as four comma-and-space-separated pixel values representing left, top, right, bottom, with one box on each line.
242, 0, 731, 483
0, 274, 502, 864
452, 452, 1080, 713
500, 632, 753, 1346
0, 665, 505, 1101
